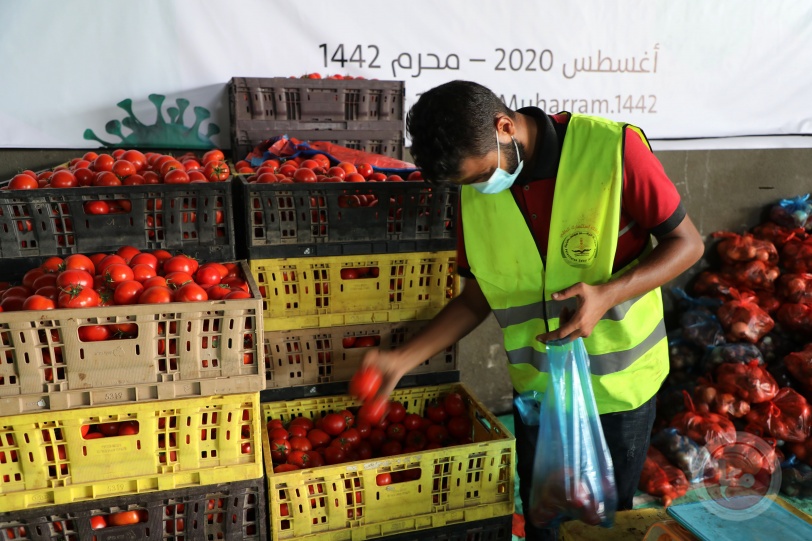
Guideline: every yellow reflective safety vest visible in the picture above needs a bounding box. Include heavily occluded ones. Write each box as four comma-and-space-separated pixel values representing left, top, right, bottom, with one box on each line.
461, 113, 668, 414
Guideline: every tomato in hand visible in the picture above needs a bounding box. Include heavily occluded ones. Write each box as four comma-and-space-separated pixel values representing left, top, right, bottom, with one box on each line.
358, 396, 389, 425
349, 366, 383, 402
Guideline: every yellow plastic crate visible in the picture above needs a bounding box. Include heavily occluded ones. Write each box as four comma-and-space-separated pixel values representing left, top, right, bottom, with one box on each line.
260, 383, 515, 541
0, 261, 264, 416
263, 321, 457, 390
250, 252, 458, 332
0, 392, 263, 513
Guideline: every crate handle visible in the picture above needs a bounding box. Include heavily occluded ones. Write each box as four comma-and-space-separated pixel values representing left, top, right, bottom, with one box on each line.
475, 411, 493, 434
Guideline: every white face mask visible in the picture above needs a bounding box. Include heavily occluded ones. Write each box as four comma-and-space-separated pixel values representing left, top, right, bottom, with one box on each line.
472, 129, 524, 194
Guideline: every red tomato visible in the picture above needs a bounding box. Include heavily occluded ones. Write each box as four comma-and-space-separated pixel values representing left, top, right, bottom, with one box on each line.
337, 162, 357, 175
139, 286, 173, 304
447, 416, 472, 440
349, 366, 383, 401
269, 428, 289, 440
380, 440, 403, 457
203, 160, 230, 181
287, 450, 311, 468
22, 268, 46, 290
74, 167, 96, 186
386, 175, 404, 182
163, 255, 199, 276
165, 271, 194, 289
63, 254, 95, 275
114, 281, 145, 305
159, 160, 184, 177
426, 401, 447, 424
368, 428, 387, 450
289, 417, 314, 431
386, 423, 406, 442
407, 170, 424, 181
130, 252, 158, 270
403, 413, 423, 432
174, 283, 208, 303
356, 163, 374, 178
289, 436, 312, 452
322, 446, 346, 465
32, 273, 58, 291
388, 402, 407, 424
120, 150, 146, 170
58, 286, 100, 309
194, 266, 222, 287
93, 171, 122, 186
342, 337, 356, 348
443, 392, 467, 417
368, 173, 387, 182
345, 173, 366, 183
202, 149, 225, 164
41, 256, 65, 274
131, 264, 157, 283
426, 424, 449, 445
104, 263, 135, 285
339, 428, 361, 447
355, 421, 372, 440
142, 276, 168, 289
376, 473, 392, 486
206, 284, 232, 300
164, 168, 191, 184
56, 269, 94, 290
358, 397, 389, 426
306, 429, 331, 448
292, 168, 317, 183
34, 286, 59, 300
90, 515, 107, 530
111, 160, 136, 179
96, 254, 127, 276
107, 510, 142, 526
22, 295, 55, 311
117, 421, 139, 436
327, 166, 347, 180
241, 442, 252, 454
288, 425, 308, 439
114, 245, 140, 263
322, 413, 347, 436
78, 325, 112, 342
273, 463, 299, 473
50, 170, 78, 188
225, 290, 251, 300
3, 285, 31, 299
270, 438, 292, 463
9, 174, 39, 190
222, 277, 248, 292
98, 422, 120, 437
406, 430, 427, 450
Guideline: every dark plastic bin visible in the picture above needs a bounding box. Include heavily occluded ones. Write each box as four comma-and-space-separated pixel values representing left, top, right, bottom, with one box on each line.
0, 182, 236, 262
234, 176, 457, 259
0, 477, 266, 541
228, 76, 405, 162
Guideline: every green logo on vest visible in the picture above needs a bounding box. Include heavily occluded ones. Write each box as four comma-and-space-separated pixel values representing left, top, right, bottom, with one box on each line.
561, 229, 598, 268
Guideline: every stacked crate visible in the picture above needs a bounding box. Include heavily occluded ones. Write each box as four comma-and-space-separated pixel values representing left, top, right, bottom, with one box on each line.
0, 154, 267, 540
230, 76, 515, 541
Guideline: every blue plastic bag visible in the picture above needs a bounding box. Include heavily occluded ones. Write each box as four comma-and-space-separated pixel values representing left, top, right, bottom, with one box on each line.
525, 338, 617, 528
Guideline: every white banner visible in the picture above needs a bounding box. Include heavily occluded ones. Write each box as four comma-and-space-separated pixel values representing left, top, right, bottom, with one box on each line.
1, 0, 811, 151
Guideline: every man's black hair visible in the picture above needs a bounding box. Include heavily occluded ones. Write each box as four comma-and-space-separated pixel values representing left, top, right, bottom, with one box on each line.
406, 80, 514, 184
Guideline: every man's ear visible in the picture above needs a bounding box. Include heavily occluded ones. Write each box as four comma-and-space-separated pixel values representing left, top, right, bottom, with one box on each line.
495, 114, 515, 138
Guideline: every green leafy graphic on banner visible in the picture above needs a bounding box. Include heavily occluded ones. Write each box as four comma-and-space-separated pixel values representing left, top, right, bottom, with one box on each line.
83, 94, 219, 149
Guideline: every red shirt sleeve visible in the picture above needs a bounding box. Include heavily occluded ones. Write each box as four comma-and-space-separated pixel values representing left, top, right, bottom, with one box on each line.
622, 127, 683, 235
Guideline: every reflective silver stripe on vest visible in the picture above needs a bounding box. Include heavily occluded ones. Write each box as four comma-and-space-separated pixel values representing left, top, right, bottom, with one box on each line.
506, 318, 667, 376
492, 291, 647, 328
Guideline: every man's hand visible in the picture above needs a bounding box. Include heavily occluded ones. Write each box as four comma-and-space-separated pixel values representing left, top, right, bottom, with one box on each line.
361, 348, 405, 401
535, 282, 616, 343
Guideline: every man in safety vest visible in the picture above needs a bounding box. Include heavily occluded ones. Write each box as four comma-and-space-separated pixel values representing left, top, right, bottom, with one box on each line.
361, 80, 704, 540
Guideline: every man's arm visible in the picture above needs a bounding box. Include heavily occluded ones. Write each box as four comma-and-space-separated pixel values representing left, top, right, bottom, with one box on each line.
362, 277, 492, 398
535, 215, 704, 343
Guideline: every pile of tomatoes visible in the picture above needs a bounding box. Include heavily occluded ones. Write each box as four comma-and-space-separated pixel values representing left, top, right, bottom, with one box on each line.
0, 247, 252, 313
268, 391, 474, 473
5, 149, 231, 191
238, 155, 422, 185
